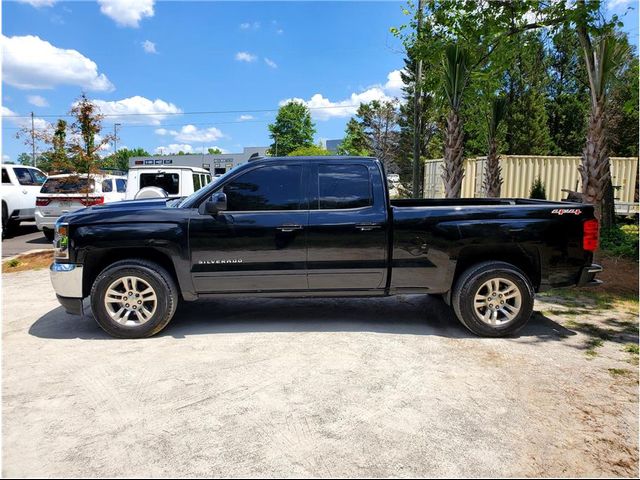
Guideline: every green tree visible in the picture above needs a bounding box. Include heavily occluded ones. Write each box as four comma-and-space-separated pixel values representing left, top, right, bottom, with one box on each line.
483, 96, 508, 198
337, 119, 371, 156
17, 153, 32, 165
102, 148, 150, 171
287, 145, 332, 156
268, 101, 316, 156
207, 147, 223, 155
67, 93, 113, 175
356, 100, 401, 172
607, 43, 638, 157
441, 44, 469, 198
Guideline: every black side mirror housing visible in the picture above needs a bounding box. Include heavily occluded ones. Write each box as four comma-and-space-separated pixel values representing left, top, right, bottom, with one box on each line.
199, 192, 227, 215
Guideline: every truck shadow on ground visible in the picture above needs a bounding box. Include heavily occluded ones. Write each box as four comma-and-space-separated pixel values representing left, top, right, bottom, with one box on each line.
29, 294, 575, 341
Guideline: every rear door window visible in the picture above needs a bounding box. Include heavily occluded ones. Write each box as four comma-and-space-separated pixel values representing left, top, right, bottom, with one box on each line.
317, 164, 372, 209
193, 173, 201, 191
116, 179, 127, 192
2, 168, 11, 184
41, 176, 95, 194
139, 173, 179, 195
14, 167, 45, 186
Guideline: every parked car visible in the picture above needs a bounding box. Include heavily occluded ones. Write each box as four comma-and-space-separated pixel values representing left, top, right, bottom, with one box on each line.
36, 173, 126, 241
49, 156, 602, 339
125, 165, 211, 200
1, 164, 47, 238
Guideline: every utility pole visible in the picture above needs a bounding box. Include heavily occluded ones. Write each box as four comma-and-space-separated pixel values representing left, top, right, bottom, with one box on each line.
113, 123, 121, 154
31, 112, 36, 167
412, 0, 424, 199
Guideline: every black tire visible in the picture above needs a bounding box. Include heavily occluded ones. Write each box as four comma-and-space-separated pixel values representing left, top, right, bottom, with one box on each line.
90, 259, 179, 338
452, 261, 534, 337
43, 228, 55, 242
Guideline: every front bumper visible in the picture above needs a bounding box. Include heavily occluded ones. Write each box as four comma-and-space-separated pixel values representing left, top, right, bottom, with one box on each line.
577, 264, 603, 287
50, 263, 83, 299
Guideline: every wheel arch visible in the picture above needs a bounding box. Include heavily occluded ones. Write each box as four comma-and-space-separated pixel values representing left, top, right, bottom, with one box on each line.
453, 245, 541, 292
82, 247, 181, 298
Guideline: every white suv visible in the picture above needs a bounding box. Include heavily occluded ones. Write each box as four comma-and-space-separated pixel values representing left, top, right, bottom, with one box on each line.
35, 173, 127, 240
1, 164, 47, 238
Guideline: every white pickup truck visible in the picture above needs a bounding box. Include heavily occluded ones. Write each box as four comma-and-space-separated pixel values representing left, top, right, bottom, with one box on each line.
1, 164, 47, 238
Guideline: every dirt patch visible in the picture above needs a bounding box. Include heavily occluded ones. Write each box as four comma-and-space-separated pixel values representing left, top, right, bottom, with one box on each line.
588, 255, 639, 297
2, 251, 53, 274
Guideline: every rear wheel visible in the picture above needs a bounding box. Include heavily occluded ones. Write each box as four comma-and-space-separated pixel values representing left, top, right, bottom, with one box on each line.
452, 261, 534, 337
90, 259, 178, 338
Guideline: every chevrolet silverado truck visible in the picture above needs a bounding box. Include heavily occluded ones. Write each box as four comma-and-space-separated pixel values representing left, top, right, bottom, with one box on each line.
49, 156, 602, 338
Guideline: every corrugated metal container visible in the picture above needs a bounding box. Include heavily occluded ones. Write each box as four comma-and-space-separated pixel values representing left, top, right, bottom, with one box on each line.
424, 155, 638, 204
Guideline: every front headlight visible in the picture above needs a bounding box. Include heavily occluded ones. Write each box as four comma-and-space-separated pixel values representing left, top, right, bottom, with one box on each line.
54, 222, 69, 260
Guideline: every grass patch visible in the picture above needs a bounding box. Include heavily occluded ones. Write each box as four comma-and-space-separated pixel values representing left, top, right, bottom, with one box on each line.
600, 223, 639, 260
608, 368, 632, 377
623, 343, 640, 355
2, 251, 53, 273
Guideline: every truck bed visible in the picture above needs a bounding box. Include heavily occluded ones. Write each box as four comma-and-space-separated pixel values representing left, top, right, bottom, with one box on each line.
390, 198, 574, 208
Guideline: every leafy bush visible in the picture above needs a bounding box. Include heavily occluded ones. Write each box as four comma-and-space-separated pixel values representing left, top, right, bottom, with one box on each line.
600, 223, 639, 259
530, 177, 546, 199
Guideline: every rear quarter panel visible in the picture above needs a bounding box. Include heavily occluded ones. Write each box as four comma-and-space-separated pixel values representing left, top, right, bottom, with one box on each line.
390, 203, 595, 293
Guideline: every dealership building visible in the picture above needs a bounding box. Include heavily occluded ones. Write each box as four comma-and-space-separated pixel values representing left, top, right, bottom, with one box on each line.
130, 146, 269, 176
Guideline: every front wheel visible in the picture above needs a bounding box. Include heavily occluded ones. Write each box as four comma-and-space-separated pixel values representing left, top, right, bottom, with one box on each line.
452, 261, 534, 337
90, 259, 178, 338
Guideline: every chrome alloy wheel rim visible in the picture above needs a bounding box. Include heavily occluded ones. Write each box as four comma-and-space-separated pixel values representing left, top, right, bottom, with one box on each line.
473, 277, 522, 326
104, 276, 157, 326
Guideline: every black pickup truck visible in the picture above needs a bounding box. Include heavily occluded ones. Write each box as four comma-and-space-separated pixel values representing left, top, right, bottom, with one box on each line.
50, 156, 602, 338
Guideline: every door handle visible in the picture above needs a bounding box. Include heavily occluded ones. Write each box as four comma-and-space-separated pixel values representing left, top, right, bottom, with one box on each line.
355, 223, 382, 231
277, 224, 303, 232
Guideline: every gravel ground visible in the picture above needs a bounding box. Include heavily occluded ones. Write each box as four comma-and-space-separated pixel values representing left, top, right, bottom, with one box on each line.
2, 268, 638, 478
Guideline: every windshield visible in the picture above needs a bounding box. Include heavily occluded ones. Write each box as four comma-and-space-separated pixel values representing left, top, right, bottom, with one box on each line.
177, 164, 244, 207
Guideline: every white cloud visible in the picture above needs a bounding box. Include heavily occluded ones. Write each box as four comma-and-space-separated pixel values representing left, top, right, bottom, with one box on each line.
235, 51, 257, 63
156, 124, 224, 143
90, 96, 182, 125
154, 144, 193, 155
142, 40, 157, 54
279, 69, 405, 120
1, 106, 50, 131
2, 35, 114, 91
1, 106, 18, 117
16, 0, 56, 7
27, 95, 49, 107
276, 29, 284, 35
237, 114, 254, 121
264, 57, 278, 69
240, 21, 260, 30
2, 154, 10, 163
384, 70, 404, 96
98, 0, 154, 28
608, 0, 635, 9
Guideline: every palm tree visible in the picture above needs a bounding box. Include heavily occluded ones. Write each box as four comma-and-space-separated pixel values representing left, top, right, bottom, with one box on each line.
441, 44, 470, 198
483, 97, 507, 198
576, 26, 627, 227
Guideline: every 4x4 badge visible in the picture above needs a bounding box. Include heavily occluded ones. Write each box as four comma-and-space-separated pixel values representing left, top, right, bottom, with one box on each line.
551, 208, 582, 215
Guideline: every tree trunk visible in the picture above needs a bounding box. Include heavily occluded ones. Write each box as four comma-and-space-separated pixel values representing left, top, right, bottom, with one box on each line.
578, 99, 614, 228
483, 138, 503, 197
442, 110, 464, 198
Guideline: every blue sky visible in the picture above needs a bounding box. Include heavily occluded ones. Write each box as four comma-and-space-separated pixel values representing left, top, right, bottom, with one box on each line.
1, 0, 638, 163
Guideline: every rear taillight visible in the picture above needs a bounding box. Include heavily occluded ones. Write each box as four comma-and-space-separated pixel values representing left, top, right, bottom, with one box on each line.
80, 196, 104, 207
36, 197, 51, 207
583, 219, 599, 252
